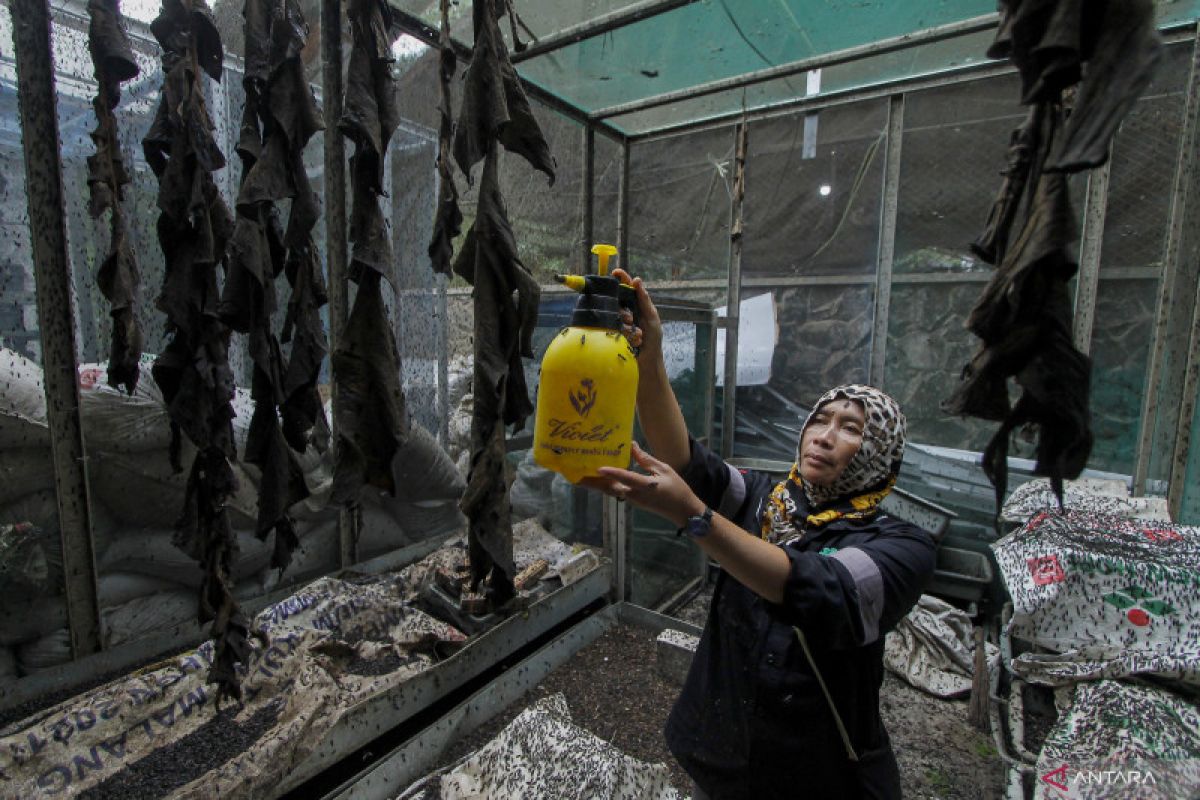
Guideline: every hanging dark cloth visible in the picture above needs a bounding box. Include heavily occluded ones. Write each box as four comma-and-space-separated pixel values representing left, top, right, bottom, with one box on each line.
985, 0, 1162, 172
946, 0, 1160, 521
219, 0, 328, 574
86, 0, 143, 394
330, 0, 408, 503
144, 0, 262, 705
451, 0, 554, 606
427, 0, 461, 276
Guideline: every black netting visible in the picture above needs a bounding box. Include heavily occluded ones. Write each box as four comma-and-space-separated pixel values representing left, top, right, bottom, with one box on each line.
743, 100, 888, 278
1099, 43, 1190, 273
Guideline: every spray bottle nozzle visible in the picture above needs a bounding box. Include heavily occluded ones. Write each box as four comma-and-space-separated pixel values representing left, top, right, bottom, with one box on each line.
555, 268, 639, 331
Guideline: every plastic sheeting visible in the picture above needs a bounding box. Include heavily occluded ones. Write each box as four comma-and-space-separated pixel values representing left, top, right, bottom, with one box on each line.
884, 594, 998, 698
396, 693, 683, 800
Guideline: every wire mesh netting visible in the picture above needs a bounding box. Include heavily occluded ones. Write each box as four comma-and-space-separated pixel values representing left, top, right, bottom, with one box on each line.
625, 124, 733, 282
744, 99, 887, 278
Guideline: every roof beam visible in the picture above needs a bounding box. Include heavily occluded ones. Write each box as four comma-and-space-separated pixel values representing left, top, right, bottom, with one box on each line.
388, 3, 629, 142
630, 59, 1012, 142
510, 0, 704, 64
625, 19, 1198, 141
590, 13, 1001, 121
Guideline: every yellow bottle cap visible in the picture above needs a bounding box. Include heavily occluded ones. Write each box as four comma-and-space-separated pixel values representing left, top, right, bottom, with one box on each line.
590, 243, 618, 276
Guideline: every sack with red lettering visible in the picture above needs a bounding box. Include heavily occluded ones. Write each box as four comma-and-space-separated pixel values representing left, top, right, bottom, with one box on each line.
993, 510, 1200, 688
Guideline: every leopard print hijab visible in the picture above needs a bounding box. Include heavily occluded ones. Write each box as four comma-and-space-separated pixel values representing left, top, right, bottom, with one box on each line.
762, 385, 907, 544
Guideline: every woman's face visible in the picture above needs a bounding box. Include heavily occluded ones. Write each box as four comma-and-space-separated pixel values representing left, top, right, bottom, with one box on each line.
798, 399, 866, 487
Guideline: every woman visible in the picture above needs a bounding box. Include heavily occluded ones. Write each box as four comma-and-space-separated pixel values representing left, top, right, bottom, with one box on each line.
584, 269, 937, 799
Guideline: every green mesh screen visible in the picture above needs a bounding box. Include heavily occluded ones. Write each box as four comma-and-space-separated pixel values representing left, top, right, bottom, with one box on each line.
391, 0, 1199, 136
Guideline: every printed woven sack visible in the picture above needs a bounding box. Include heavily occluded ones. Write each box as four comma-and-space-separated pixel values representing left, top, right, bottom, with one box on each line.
993, 510, 1200, 687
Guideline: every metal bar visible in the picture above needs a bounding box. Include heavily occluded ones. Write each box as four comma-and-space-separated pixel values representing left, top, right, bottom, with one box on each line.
437, 273, 450, 447
720, 121, 747, 459
656, 575, 703, 615
617, 139, 631, 268
593, 14, 1002, 121
603, 495, 628, 602
1168, 266, 1200, 518
12, 0, 102, 658
582, 123, 595, 273
701, 305, 717, 455
1133, 26, 1200, 496
1167, 28, 1200, 517
511, 0, 703, 64
630, 61, 1013, 144
870, 94, 904, 388
324, 0, 356, 567
1072, 160, 1111, 353
386, 3, 627, 143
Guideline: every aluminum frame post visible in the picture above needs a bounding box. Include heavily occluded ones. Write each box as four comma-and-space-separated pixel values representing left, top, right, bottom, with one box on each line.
1133, 28, 1200, 497
582, 124, 596, 273
324, 0, 357, 567
617, 139, 631, 268
720, 121, 747, 459
12, 0, 102, 657
1072, 160, 1111, 353
870, 94, 904, 387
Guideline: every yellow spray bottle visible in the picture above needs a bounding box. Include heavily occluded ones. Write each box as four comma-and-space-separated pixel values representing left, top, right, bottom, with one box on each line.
533, 244, 639, 483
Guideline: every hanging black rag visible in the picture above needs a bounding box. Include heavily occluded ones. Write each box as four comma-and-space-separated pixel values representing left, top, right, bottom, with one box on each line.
219, 0, 328, 574
330, 0, 409, 504
450, 0, 555, 608
946, 0, 1160, 523
86, 0, 144, 395
144, 0, 264, 706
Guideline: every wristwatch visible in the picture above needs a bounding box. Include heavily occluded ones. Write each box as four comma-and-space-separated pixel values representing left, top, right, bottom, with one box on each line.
677, 507, 714, 539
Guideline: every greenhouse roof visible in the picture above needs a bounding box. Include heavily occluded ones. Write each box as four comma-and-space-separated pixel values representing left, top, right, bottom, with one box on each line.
390, 0, 1200, 139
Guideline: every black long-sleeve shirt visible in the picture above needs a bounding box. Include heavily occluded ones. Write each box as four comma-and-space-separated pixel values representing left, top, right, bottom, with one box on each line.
665, 438, 936, 799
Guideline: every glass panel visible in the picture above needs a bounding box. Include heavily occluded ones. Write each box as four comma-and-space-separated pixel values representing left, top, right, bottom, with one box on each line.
743, 99, 887, 278
628, 301, 714, 609
0, 4, 347, 671
773, 284, 873, 406
627, 125, 733, 281
894, 72, 1024, 273
885, 281, 995, 451
1099, 43, 1190, 274
1088, 278, 1158, 476
592, 134, 623, 252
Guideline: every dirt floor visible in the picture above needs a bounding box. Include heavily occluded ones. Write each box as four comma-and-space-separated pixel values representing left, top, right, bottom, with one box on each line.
426, 586, 1007, 799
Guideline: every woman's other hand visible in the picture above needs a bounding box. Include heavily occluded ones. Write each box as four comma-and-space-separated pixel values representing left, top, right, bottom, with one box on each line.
579, 442, 705, 528
612, 268, 662, 360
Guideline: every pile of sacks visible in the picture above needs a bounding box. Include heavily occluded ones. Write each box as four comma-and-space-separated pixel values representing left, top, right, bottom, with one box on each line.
0, 349, 466, 678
